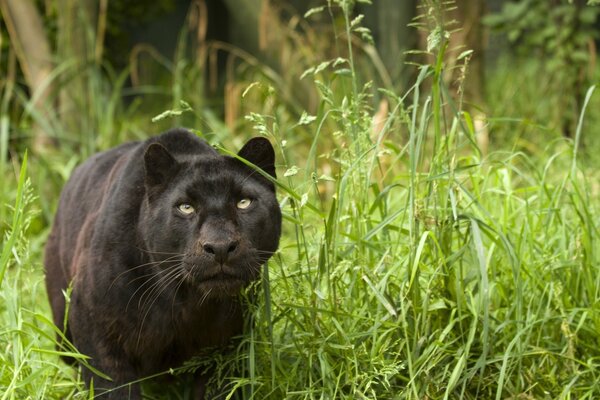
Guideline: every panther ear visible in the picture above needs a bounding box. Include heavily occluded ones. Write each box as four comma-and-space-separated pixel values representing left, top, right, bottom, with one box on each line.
144, 143, 179, 188
237, 137, 276, 178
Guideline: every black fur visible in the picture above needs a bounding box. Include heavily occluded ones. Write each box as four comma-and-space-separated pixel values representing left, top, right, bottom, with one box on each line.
44, 128, 281, 398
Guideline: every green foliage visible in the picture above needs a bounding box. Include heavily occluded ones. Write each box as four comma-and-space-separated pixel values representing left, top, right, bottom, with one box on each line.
1, 0, 600, 398
0, 155, 85, 398
484, 0, 600, 135
484, 0, 599, 59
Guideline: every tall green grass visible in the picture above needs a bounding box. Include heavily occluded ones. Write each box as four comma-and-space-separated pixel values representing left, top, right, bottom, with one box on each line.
196, 4, 599, 399
1, 0, 600, 399
0, 154, 86, 399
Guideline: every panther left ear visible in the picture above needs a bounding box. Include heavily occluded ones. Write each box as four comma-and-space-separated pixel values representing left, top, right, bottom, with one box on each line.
144, 142, 180, 188
237, 137, 276, 179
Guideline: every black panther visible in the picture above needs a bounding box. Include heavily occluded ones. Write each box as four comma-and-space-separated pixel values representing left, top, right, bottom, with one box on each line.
44, 128, 281, 398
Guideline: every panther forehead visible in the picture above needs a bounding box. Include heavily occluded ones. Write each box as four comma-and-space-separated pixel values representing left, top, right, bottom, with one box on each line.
170, 161, 252, 201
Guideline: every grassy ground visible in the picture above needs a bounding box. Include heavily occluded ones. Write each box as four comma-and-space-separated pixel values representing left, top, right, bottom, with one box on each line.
1, 3, 600, 399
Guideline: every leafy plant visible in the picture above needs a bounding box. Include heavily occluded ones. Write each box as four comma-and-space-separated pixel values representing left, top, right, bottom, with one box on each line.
484, 0, 600, 137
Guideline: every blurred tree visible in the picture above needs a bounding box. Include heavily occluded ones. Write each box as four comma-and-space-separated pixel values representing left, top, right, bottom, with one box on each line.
375, 0, 418, 88
0, 0, 54, 152
447, 0, 489, 154
224, 0, 261, 58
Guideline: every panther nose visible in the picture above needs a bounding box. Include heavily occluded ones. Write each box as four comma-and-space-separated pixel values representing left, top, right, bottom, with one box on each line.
202, 240, 238, 264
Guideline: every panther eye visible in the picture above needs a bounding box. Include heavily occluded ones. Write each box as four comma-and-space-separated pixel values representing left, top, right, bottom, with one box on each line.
236, 198, 252, 209
177, 203, 195, 215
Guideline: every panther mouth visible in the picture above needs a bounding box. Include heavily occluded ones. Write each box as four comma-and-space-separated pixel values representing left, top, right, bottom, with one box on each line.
183, 263, 247, 295
202, 271, 244, 284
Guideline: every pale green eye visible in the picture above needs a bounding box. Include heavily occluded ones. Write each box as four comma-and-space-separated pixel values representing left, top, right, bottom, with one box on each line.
237, 198, 252, 209
177, 203, 195, 215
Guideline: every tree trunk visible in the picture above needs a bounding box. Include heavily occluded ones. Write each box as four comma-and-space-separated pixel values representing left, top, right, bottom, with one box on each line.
375, 0, 418, 90
222, 0, 262, 58
447, 0, 489, 155
0, 0, 54, 152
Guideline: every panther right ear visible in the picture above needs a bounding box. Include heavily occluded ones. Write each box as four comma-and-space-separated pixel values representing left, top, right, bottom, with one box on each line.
237, 137, 276, 179
143, 143, 179, 188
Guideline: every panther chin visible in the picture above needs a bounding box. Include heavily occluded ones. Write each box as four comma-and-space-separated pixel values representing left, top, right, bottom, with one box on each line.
199, 274, 246, 297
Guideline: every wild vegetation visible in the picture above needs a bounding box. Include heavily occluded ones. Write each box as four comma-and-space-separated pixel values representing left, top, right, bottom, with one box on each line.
1, 0, 600, 398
